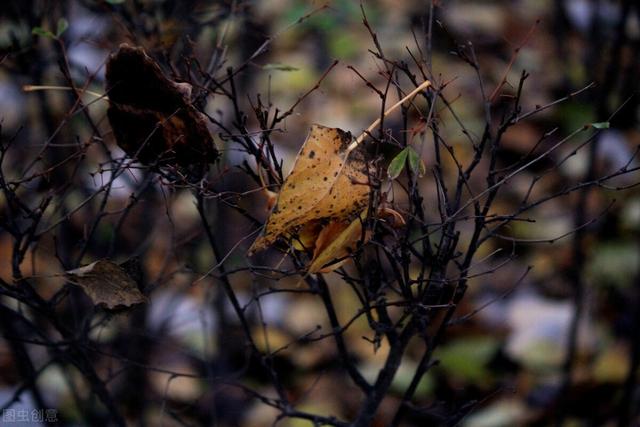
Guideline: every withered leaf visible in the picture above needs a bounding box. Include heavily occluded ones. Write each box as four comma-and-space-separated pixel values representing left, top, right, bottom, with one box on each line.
248, 124, 370, 254
308, 207, 406, 273
308, 214, 367, 273
106, 44, 217, 169
66, 260, 148, 310
290, 220, 324, 252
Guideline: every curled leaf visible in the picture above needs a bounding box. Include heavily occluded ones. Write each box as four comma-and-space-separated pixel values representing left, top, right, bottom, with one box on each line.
379, 206, 406, 228
290, 221, 323, 251
306, 205, 407, 273
264, 188, 278, 212
66, 260, 148, 310
308, 213, 369, 274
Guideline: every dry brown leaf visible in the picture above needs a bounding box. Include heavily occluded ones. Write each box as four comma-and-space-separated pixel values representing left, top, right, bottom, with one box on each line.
105, 44, 217, 169
290, 220, 324, 251
248, 124, 370, 254
264, 188, 278, 211
308, 212, 369, 274
312, 220, 351, 258
307, 207, 406, 273
66, 260, 148, 310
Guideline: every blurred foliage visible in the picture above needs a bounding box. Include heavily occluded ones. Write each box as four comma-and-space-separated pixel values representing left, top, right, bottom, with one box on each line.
1, 0, 640, 426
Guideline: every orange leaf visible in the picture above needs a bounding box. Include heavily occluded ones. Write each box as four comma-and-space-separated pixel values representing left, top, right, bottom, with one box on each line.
290, 220, 323, 252
249, 124, 370, 254
308, 212, 369, 274
312, 220, 351, 259
264, 188, 278, 211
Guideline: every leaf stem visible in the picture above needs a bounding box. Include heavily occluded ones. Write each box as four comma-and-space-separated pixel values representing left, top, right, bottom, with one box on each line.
349, 79, 431, 152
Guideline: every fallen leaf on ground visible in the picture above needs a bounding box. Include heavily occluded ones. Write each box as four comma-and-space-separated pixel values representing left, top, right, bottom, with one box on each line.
248, 124, 370, 254
66, 260, 148, 310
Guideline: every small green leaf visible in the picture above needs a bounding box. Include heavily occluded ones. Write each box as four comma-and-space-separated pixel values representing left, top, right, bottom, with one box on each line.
262, 63, 299, 72
56, 18, 69, 37
32, 27, 56, 39
406, 147, 426, 177
106, 0, 126, 4
591, 121, 610, 129
387, 148, 409, 180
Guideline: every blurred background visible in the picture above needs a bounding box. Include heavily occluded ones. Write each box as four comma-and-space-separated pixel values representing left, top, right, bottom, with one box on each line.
1, 0, 640, 426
